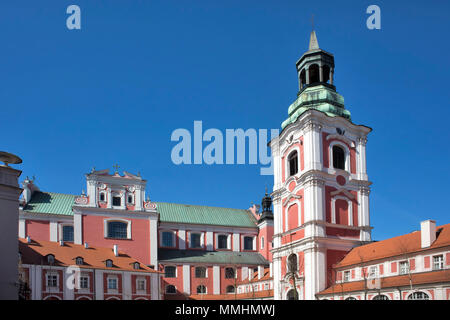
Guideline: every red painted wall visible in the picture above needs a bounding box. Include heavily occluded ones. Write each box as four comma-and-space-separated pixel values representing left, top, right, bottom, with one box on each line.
82, 215, 151, 265
26, 220, 50, 242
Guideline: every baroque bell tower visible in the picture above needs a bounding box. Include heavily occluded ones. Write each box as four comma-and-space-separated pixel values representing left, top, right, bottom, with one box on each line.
269, 30, 372, 300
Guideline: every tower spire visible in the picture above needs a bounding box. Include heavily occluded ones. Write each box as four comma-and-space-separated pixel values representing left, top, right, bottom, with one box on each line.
308, 30, 319, 50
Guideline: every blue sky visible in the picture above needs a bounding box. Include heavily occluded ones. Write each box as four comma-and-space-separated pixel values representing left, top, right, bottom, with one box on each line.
1, 1, 449, 241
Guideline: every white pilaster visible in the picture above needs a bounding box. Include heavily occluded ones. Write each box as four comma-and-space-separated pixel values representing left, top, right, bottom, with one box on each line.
122, 272, 132, 300
74, 213, 83, 245
18, 219, 26, 238
95, 269, 103, 300
232, 233, 240, 252
183, 265, 190, 295
206, 231, 213, 251
149, 218, 158, 267
50, 221, 58, 242
213, 266, 220, 294
178, 229, 186, 250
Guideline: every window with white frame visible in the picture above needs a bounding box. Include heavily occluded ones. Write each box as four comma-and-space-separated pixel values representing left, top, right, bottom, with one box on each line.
75, 257, 84, 265
161, 231, 175, 247
127, 194, 134, 204
433, 255, 444, 270
343, 271, 350, 282
368, 266, 378, 279
164, 266, 176, 278
79, 275, 89, 289
136, 278, 146, 292
399, 261, 409, 275
108, 277, 118, 290
261, 237, 264, 249
99, 192, 106, 202
288, 150, 299, 176
62, 225, 74, 242
105, 220, 130, 239
243, 236, 254, 250
225, 267, 235, 279
105, 259, 113, 268
47, 273, 58, 288
217, 234, 228, 249
190, 232, 202, 248
112, 196, 121, 207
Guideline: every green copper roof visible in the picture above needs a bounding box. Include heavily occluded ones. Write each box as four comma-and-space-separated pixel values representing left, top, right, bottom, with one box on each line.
23, 192, 75, 216
281, 85, 351, 129
22, 192, 257, 228
155, 202, 257, 228
158, 249, 269, 265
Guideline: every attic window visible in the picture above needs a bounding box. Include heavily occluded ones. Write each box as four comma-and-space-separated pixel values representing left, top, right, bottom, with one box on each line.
133, 262, 140, 270
75, 257, 84, 265
105, 259, 113, 268
47, 254, 55, 264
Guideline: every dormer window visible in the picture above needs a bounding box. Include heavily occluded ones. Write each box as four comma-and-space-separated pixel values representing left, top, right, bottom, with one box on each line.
105, 259, 113, 268
288, 151, 298, 176
112, 196, 121, 206
75, 257, 84, 265
133, 262, 140, 270
47, 254, 55, 264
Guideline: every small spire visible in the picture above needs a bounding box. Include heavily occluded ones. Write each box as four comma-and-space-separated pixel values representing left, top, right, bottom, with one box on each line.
113, 163, 120, 174
308, 30, 319, 50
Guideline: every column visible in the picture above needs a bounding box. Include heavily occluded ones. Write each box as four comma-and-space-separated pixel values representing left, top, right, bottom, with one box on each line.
330, 69, 334, 85
178, 229, 186, 250
306, 68, 310, 85
149, 217, 158, 267
122, 272, 132, 300
303, 246, 326, 300
303, 120, 323, 172
232, 233, 240, 252
319, 65, 323, 82
206, 230, 213, 251
95, 270, 103, 300
356, 137, 368, 181
273, 256, 282, 299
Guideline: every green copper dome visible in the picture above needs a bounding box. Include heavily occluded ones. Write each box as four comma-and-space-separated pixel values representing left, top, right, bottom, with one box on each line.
281, 85, 351, 129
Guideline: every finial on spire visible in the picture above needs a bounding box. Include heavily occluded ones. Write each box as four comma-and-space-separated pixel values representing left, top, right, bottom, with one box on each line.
113, 163, 120, 174
308, 14, 319, 51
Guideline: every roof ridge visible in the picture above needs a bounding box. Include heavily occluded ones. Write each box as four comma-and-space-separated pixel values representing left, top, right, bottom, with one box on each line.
155, 201, 249, 212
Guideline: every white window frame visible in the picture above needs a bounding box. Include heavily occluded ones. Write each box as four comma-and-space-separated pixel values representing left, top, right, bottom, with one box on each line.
107, 276, 118, 293
78, 274, 90, 291
368, 265, 378, 279
46, 272, 59, 289
104, 218, 132, 239
286, 148, 300, 178
433, 255, 444, 270
260, 236, 264, 249
160, 230, 176, 248
343, 270, 350, 282
99, 191, 106, 203
329, 141, 350, 172
164, 265, 177, 278
188, 231, 204, 249
194, 266, 208, 278
331, 195, 353, 226
111, 191, 125, 209
136, 277, 146, 294
399, 261, 409, 275
284, 200, 302, 232
59, 223, 74, 242
127, 193, 134, 205
224, 267, 237, 279
215, 233, 231, 250
242, 235, 256, 251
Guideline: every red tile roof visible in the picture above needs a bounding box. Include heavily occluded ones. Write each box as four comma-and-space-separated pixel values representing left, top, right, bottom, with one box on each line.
19, 238, 161, 273
317, 270, 450, 295
335, 224, 450, 268
189, 289, 274, 300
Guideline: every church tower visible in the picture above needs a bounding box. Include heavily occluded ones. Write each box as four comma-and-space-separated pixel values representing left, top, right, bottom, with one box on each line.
269, 31, 372, 300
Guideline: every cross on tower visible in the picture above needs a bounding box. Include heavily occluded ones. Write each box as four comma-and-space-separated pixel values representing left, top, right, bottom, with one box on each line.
113, 163, 120, 173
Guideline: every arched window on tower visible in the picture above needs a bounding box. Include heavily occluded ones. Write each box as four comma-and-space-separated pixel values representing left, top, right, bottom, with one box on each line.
332, 145, 345, 170
309, 64, 320, 84
300, 69, 306, 89
323, 65, 331, 83
288, 151, 298, 176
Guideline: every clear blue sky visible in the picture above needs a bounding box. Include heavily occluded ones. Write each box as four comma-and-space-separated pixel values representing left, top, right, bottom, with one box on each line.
1, 1, 449, 241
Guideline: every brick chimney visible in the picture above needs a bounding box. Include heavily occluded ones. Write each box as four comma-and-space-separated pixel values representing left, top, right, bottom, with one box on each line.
421, 220, 436, 248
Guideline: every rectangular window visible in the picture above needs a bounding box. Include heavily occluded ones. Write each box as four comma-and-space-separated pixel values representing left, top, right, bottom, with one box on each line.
165, 266, 176, 278
433, 255, 444, 270
137, 279, 146, 291
243, 236, 254, 250
343, 271, 350, 282
79, 276, 89, 289
162, 232, 174, 247
368, 266, 378, 279
112, 196, 121, 206
217, 235, 228, 249
190, 233, 202, 248
62, 225, 74, 242
47, 275, 57, 288
108, 278, 117, 290
399, 261, 409, 275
